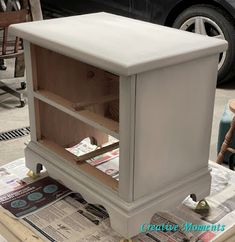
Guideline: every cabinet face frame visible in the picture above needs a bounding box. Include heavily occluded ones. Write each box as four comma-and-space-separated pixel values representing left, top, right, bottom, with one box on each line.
23, 41, 38, 142
119, 75, 136, 202
23, 41, 137, 200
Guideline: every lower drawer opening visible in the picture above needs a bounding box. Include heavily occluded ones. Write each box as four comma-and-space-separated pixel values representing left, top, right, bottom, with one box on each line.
35, 99, 119, 191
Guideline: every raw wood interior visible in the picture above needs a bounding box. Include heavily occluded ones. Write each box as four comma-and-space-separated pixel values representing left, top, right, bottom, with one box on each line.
33, 90, 119, 137
36, 99, 109, 148
31, 44, 120, 123
75, 141, 119, 163
35, 100, 119, 190
39, 139, 118, 191
31, 44, 120, 190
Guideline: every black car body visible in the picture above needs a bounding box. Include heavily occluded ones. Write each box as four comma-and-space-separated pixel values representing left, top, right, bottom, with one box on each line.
40, 0, 235, 84
40, 0, 235, 25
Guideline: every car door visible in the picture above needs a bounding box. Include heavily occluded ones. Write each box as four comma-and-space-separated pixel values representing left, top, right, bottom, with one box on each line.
90, 0, 131, 17
40, 0, 131, 17
130, 0, 151, 21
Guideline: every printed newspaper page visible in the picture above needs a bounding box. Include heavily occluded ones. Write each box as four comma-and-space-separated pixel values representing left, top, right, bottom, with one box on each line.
67, 139, 119, 180
0, 176, 72, 218
137, 162, 235, 242
23, 193, 122, 242
0, 158, 32, 195
22, 162, 235, 242
0, 158, 47, 196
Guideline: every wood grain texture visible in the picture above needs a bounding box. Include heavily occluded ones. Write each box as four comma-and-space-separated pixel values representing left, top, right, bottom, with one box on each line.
32, 45, 119, 133
217, 100, 235, 164
78, 110, 119, 134
74, 94, 118, 111
0, 10, 28, 27
229, 100, 235, 113
29, 0, 43, 21
76, 142, 119, 162
34, 90, 119, 138
217, 116, 235, 164
0, 10, 26, 56
38, 100, 108, 148
35, 90, 75, 111
39, 139, 118, 190
0, 208, 44, 242
33, 45, 119, 104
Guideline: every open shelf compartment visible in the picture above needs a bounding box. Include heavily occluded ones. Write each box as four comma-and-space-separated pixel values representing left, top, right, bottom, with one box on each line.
35, 99, 119, 191
31, 44, 120, 138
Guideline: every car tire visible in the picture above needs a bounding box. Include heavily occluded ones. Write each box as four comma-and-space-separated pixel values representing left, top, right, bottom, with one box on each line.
172, 4, 235, 85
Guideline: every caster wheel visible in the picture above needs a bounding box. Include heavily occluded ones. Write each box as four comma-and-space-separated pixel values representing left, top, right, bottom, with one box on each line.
0, 65, 7, 71
27, 170, 40, 179
20, 82, 26, 90
195, 199, 210, 216
20, 100, 26, 107
190, 194, 197, 202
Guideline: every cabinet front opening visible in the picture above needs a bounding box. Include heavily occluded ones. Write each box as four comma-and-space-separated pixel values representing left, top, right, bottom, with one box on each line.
35, 99, 119, 190
31, 44, 120, 124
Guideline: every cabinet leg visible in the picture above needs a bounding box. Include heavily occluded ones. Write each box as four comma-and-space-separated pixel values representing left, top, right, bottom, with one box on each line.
27, 169, 41, 179
195, 199, 210, 216
25, 157, 43, 180
190, 193, 197, 202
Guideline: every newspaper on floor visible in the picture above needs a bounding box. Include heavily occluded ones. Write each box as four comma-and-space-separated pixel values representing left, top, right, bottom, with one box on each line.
0, 158, 34, 196
0, 159, 72, 218
22, 165, 235, 241
0, 158, 48, 196
66, 138, 119, 180
135, 162, 235, 242
22, 193, 122, 242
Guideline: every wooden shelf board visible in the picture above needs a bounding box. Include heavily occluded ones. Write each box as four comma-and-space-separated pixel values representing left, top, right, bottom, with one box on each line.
76, 142, 119, 162
39, 139, 118, 191
0, 208, 44, 242
34, 90, 119, 139
78, 110, 119, 134
74, 94, 118, 111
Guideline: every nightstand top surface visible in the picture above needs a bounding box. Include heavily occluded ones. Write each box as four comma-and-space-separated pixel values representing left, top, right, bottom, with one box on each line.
10, 12, 227, 76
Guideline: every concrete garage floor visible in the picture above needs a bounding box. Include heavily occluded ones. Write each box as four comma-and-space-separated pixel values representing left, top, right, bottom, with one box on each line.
0, 59, 235, 166
0, 59, 29, 165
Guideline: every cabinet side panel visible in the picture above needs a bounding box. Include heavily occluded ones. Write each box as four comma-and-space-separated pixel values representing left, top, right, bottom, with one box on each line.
134, 55, 218, 200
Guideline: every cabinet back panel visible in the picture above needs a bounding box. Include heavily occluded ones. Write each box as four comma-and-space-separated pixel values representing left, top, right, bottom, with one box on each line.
37, 100, 108, 148
31, 44, 119, 122
32, 44, 119, 104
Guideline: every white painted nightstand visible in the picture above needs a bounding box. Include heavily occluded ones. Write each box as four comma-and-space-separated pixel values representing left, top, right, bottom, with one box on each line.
9, 13, 227, 238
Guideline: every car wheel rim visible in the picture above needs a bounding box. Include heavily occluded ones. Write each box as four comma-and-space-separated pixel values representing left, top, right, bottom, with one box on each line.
0, 0, 6, 11
0, 0, 21, 11
179, 16, 226, 70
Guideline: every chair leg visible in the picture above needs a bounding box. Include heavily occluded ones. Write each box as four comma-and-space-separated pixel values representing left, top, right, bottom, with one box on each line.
0, 80, 25, 107
217, 116, 235, 164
